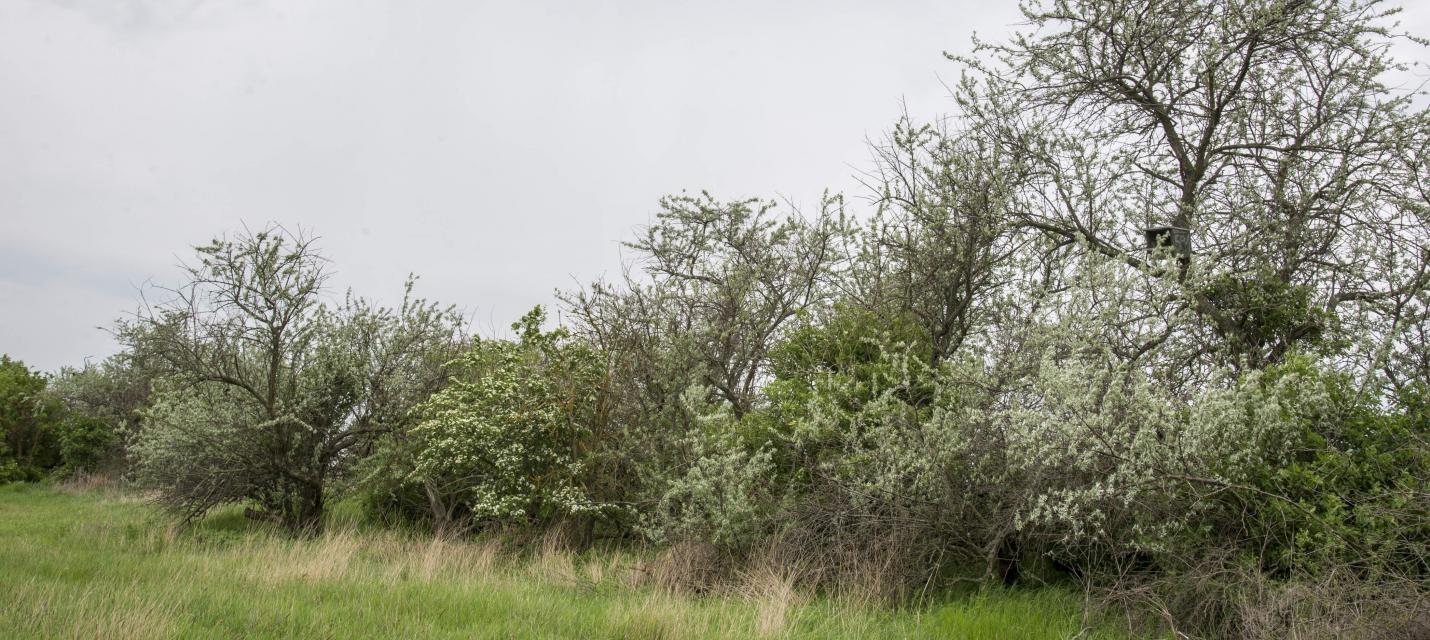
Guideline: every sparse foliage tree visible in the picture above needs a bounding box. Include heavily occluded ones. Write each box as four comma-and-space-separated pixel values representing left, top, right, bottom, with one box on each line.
623, 192, 849, 416
958, 0, 1430, 375
126, 226, 463, 532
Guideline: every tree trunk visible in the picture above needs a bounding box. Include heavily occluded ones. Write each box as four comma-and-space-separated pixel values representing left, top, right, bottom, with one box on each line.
986, 531, 1022, 587
283, 482, 325, 535
425, 481, 456, 538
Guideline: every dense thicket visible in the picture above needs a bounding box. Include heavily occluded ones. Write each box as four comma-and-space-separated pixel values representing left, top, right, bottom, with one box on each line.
6, 0, 1428, 637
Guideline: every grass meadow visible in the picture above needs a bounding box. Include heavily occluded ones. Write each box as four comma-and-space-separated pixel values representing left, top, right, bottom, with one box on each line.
0, 483, 1136, 639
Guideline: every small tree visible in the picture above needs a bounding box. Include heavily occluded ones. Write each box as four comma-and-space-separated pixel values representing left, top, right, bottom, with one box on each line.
622, 192, 849, 416
125, 226, 462, 532
859, 116, 1026, 366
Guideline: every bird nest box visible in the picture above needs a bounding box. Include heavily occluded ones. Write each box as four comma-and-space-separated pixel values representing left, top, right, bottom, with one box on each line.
1144, 225, 1191, 264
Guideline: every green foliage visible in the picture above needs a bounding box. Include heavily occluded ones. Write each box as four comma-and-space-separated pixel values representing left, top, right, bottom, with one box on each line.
768, 308, 921, 407
0, 355, 63, 480
46, 356, 153, 475
1199, 273, 1335, 368
130, 382, 259, 516
0, 452, 25, 484
991, 347, 1430, 592
53, 415, 120, 475
370, 307, 611, 530
125, 227, 464, 531
0, 355, 137, 480
1219, 358, 1430, 576
765, 306, 933, 443
644, 390, 778, 550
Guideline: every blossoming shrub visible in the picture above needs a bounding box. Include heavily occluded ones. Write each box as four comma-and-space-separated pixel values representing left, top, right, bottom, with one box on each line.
749, 307, 1016, 587
364, 307, 614, 532
643, 390, 778, 550
1202, 360, 1430, 578
988, 349, 1430, 635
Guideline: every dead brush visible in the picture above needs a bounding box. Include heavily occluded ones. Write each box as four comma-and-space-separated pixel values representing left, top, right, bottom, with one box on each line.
772, 517, 928, 607
827, 544, 910, 608
642, 539, 731, 594
1236, 573, 1430, 640
1092, 557, 1430, 640
55, 470, 117, 495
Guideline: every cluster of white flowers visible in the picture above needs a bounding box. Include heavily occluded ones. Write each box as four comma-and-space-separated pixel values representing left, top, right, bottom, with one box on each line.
644, 387, 777, 548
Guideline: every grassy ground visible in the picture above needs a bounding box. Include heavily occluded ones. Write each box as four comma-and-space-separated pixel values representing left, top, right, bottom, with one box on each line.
0, 483, 1133, 639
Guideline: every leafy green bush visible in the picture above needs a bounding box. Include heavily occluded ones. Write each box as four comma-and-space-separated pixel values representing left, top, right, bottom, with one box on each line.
0, 356, 63, 481
643, 389, 778, 550
1209, 359, 1430, 577
45, 354, 156, 476
365, 307, 613, 532
1199, 273, 1337, 368
53, 415, 120, 475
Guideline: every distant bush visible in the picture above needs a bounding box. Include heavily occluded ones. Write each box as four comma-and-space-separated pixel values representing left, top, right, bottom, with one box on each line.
45, 354, 156, 476
0, 355, 63, 481
53, 415, 120, 476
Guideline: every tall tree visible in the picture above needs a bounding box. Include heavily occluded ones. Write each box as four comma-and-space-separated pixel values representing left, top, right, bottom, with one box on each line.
859, 116, 1028, 366
957, 0, 1430, 374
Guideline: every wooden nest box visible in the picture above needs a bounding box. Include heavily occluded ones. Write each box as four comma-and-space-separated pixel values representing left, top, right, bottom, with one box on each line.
1144, 225, 1191, 264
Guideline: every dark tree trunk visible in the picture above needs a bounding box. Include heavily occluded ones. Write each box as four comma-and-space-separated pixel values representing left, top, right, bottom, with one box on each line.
989, 532, 1023, 587
282, 481, 325, 535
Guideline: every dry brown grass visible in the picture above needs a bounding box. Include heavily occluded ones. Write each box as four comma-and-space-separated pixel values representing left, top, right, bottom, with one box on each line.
391, 533, 503, 582
1236, 576, 1430, 640
242, 531, 361, 584
1092, 558, 1430, 640
578, 548, 638, 588
529, 525, 584, 587
642, 539, 729, 594
735, 560, 807, 637
442, 535, 503, 577
63, 592, 180, 640
223, 525, 512, 587
54, 470, 155, 506
609, 590, 687, 640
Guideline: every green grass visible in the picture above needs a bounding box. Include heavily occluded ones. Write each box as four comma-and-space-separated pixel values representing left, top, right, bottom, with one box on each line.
0, 483, 1133, 639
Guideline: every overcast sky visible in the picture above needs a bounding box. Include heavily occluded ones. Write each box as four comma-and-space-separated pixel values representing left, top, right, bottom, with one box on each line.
2, 1, 1428, 372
